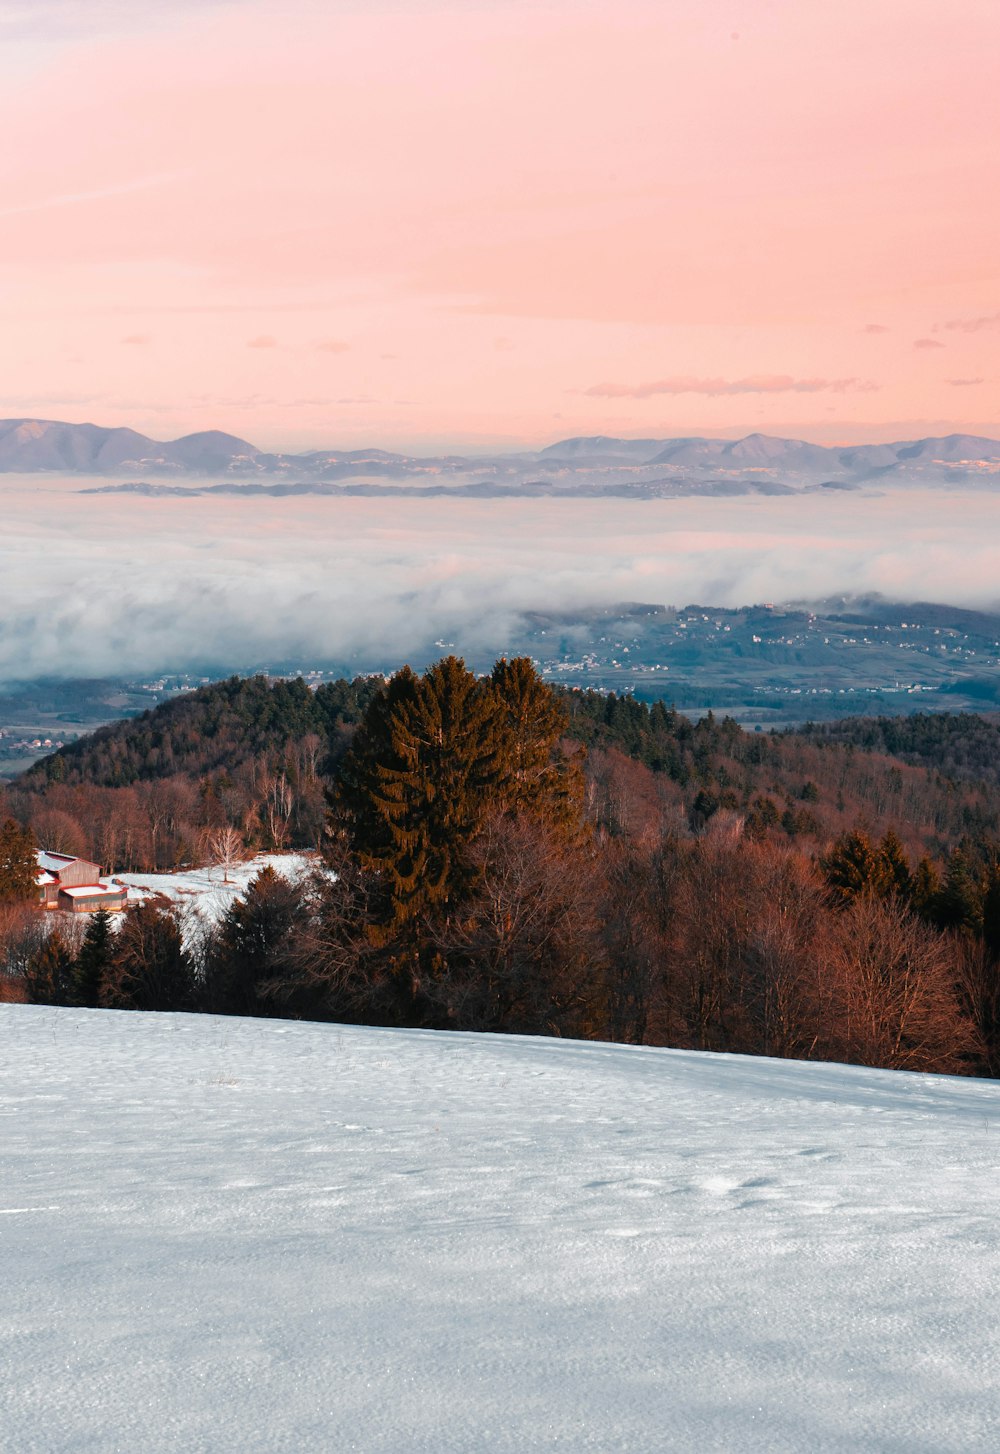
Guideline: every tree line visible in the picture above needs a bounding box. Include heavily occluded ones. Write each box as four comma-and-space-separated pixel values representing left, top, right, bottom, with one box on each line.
4, 674, 999, 877
4, 657, 1000, 1078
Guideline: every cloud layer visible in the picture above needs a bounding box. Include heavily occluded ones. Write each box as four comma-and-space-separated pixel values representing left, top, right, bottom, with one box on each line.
2, 478, 999, 681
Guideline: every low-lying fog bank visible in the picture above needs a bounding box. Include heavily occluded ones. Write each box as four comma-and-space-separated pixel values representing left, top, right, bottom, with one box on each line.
2, 475, 999, 680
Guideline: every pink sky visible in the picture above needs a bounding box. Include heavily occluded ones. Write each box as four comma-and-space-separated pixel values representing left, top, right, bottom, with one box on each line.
3, 0, 999, 452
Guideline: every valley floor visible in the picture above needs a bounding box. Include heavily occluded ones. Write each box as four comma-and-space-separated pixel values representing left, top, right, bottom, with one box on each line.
3, 1008, 999, 1452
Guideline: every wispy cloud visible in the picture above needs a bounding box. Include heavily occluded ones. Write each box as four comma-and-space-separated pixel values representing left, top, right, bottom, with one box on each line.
121, 333, 150, 346
948, 377, 984, 387
938, 312, 1000, 334
247, 335, 278, 349
315, 339, 351, 353
913, 338, 945, 350
862, 323, 889, 334
583, 376, 879, 399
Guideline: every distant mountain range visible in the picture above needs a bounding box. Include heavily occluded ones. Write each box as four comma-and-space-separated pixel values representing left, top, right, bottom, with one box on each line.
4, 417, 1000, 497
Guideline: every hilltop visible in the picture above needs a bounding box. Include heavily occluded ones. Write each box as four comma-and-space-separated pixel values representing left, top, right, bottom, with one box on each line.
8, 670, 1000, 871
4, 1006, 999, 1453
0, 418, 258, 474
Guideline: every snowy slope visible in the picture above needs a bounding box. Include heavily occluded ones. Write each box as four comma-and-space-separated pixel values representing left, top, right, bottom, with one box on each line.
3, 1007, 999, 1453
117, 852, 318, 929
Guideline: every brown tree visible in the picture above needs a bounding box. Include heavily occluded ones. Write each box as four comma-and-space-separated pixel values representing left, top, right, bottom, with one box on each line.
425, 813, 602, 1035
815, 895, 979, 1073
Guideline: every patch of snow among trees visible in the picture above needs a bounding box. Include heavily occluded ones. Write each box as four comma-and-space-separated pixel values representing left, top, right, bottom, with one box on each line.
116, 851, 318, 930
3, 1006, 999, 1451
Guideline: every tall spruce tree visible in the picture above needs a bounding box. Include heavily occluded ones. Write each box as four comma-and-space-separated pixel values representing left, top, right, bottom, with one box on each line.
0, 817, 36, 905
933, 850, 982, 935
102, 903, 193, 1011
74, 909, 114, 1008
203, 866, 302, 1015
821, 829, 892, 904
338, 657, 508, 932
878, 829, 913, 901
912, 857, 941, 919
982, 864, 1000, 962
490, 656, 583, 834
25, 930, 75, 1006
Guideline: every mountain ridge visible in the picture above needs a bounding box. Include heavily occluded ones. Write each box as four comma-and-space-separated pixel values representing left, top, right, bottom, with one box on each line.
4, 417, 1000, 492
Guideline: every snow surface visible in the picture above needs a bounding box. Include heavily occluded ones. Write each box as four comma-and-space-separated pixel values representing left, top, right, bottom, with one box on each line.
117, 852, 318, 930
3, 1007, 1000, 1453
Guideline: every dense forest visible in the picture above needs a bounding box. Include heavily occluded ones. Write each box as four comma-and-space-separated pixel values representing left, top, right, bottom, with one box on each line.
2, 662, 1000, 1078
796, 711, 1000, 791
3, 672, 998, 874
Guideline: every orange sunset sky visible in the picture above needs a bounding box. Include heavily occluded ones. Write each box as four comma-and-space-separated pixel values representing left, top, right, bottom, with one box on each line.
3, 0, 999, 452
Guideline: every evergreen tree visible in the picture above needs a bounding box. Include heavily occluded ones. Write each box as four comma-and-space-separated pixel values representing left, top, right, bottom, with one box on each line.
911, 856, 941, 920
877, 829, 913, 901
102, 903, 192, 1011
490, 656, 583, 834
933, 850, 982, 935
25, 930, 75, 1006
821, 829, 892, 904
338, 657, 508, 931
0, 817, 36, 905
74, 909, 114, 1008
203, 866, 302, 1015
982, 864, 1000, 962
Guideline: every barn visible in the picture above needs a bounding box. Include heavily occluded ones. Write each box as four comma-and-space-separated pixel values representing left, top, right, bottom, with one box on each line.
36, 852, 128, 914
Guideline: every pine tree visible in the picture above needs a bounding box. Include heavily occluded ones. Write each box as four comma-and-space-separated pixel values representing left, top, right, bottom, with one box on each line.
877, 829, 913, 902
982, 864, 1000, 962
933, 850, 982, 935
74, 908, 114, 1007
821, 829, 892, 904
25, 930, 75, 1006
203, 866, 301, 1015
911, 857, 941, 919
102, 903, 193, 1011
490, 656, 584, 834
338, 657, 508, 931
0, 817, 36, 905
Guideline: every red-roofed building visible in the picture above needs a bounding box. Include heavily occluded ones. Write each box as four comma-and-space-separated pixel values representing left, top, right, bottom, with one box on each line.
36, 852, 128, 913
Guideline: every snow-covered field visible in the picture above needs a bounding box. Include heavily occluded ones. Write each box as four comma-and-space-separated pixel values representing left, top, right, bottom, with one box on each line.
3, 1008, 999, 1452
117, 852, 318, 929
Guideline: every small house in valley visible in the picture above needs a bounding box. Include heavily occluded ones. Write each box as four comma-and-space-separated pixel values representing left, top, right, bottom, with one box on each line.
36, 852, 128, 914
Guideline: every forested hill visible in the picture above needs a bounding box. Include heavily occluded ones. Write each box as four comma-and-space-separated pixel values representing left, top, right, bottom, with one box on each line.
29, 672, 999, 801
3, 670, 999, 880
796, 713, 1000, 791
27, 675, 750, 791
25, 674, 384, 788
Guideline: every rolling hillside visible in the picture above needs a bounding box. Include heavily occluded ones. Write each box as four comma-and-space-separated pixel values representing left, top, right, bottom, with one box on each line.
4, 1006, 998, 1452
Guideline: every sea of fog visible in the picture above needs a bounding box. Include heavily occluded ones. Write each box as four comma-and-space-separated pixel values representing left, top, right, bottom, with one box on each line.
2, 474, 999, 680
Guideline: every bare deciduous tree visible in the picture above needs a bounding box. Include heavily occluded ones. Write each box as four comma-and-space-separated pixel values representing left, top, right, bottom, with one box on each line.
814, 894, 979, 1073
425, 812, 603, 1036
207, 825, 243, 884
